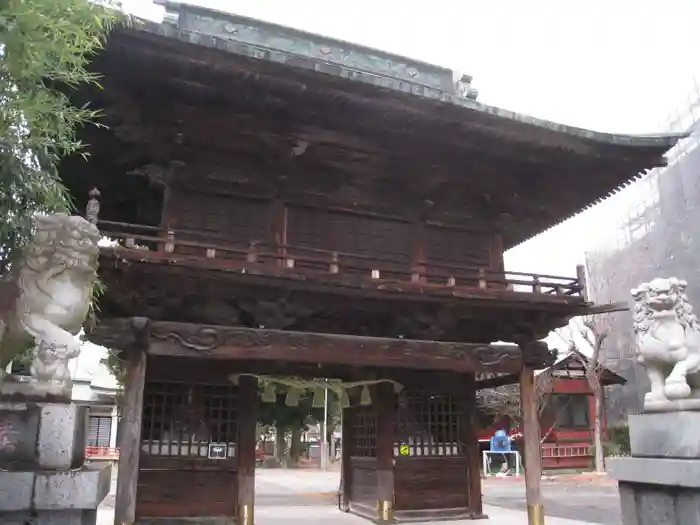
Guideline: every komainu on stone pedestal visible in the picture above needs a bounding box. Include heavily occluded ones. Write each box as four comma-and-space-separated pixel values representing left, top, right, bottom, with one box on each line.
610, 278, 700, 525
0, 213, 100, 398
632, 277, 700, 412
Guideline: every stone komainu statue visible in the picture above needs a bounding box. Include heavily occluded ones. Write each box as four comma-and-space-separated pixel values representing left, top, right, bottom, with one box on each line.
632, 277, 700, 410
0, 213, 100, 396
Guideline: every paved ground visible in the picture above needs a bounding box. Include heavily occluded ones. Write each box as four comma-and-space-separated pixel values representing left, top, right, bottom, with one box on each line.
98, 467, 621, 524
483, 476, 621, 525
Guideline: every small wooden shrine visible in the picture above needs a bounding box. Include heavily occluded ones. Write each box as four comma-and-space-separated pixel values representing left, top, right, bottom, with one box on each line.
62, 3, 681, 524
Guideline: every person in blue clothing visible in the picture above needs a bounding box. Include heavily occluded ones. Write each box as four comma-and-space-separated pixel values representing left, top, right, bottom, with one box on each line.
490, 429, 511, 452
488, 429, 513, 473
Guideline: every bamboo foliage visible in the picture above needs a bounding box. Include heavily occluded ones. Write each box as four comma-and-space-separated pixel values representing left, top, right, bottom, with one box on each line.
0, 0, 122, 276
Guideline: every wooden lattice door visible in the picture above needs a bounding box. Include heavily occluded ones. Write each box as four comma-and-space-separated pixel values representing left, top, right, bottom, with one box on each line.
393, 388, 470, 511
136, 380, 239, 518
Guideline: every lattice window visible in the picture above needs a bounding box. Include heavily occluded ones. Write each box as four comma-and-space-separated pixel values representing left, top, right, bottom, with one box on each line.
348, 406, 377, 458
141, 381, 238, 458
176, 192, 268, 243
426, 226, 490, 267
286, 206, 411, 265
395, 390, 465, 457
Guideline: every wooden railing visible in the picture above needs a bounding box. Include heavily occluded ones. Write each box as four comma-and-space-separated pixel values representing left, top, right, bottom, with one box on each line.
541, 445, 591, 458
95, 219, 584, 297
85, 446, 120, 459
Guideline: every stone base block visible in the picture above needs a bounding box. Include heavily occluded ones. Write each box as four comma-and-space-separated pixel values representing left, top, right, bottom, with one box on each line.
610, 457, 700, 525
643, 398, 700, 413
0, 471, 34, 511
37, 402, 88, 470
34, 464, 112, 509
0, 464, 111, 513
1, 509, 97, 525
629, 412, 700, 458
0, 401, 86, 470
1, 375, 72, 402
617, 481, 700, 525
608, 457, 700, 488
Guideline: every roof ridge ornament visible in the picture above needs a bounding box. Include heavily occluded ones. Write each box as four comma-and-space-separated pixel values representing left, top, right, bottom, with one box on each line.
453, 71, 479, 101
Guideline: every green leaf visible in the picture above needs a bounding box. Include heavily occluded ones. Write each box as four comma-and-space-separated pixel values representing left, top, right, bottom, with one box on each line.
0, 0, 121, 276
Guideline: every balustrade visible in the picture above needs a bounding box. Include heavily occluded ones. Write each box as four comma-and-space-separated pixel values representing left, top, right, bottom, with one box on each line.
88, 190, 584, 298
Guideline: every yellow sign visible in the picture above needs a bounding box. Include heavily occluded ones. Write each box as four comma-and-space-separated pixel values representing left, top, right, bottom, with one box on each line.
399, 444, 410, 456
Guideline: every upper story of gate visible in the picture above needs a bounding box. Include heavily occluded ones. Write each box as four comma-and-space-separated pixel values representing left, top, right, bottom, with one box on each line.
61, 3, 683, 331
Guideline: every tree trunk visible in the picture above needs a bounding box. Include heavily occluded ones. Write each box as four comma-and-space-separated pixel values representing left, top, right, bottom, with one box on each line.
275, 425, 287, 464
330, 437, 337, 462
290, 426, 302, 465
593, 388, 605, 473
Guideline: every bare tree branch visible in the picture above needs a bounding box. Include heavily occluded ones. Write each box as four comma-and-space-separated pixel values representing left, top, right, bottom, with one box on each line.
476, 370, 556, 429
556, 315, 611, 473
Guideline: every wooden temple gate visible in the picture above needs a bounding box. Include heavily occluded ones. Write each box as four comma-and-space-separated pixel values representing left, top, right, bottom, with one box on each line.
91, 320, 552, 524
64, 3, 679, 524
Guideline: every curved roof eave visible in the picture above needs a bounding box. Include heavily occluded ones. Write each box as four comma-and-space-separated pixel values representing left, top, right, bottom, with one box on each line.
124, 9, 686, 152
506, 163, 663, 250
459, 102, 688, 148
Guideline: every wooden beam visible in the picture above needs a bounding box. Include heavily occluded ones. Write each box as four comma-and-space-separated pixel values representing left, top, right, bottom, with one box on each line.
113, 318, 150, 525
520, 366, 544, 525
476, 373, 520, 390
573, 301, 629, 316
236, 374, 257, 525
144, 324, 523, 372
89, 319, 549, 373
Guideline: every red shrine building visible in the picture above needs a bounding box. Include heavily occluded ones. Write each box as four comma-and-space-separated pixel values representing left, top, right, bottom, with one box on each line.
61, 2, 682, 524
478, 352, 626, 471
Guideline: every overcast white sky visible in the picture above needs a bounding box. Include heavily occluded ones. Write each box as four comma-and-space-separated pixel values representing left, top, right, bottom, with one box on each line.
129, 0, 700, 278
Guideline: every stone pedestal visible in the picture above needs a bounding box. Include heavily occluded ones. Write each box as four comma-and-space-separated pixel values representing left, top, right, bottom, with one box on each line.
609, 412, 700, 525
0, 401, 112, 525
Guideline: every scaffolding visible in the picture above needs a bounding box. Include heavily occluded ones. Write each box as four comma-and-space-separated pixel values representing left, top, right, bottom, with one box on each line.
585, 77, 700, 420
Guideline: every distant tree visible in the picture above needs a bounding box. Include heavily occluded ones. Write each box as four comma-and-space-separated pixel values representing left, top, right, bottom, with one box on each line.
257, 382, 340, 465
556, 315, 610, 473
476, 369, 556, 429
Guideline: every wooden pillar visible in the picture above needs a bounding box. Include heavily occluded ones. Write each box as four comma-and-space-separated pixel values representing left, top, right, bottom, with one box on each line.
375, 382, 395, 522
520, 366, 544, 525
340, 407, 352, 511
576, 264, 589, 301
159, 185, 172, 229
489, 233, 505, 272
269, 198, 287, 266
114, 345, 147, 525
462, 373, 483, 516
410, 221, 427, 283
236, 375, 258, 525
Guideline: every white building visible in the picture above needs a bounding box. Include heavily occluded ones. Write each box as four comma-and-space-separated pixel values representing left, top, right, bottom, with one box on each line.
70, 340, 121, 455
